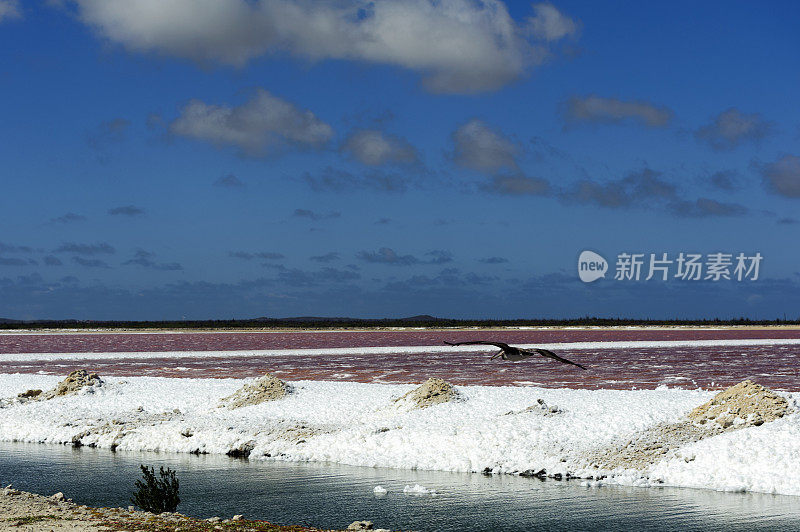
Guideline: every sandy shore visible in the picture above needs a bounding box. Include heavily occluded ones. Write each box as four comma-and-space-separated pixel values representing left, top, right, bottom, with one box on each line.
0, 486, 372, 532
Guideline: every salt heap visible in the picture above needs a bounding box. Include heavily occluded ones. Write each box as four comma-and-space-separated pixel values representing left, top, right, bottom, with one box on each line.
687, 379, 789, 429
219, 373, 291, 409
395, 378, 459, 409
590, 380, 790, 471
34, 370, 103, 401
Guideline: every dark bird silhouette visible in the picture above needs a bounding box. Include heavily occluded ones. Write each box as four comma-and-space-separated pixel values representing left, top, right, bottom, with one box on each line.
444, 340, 587, 370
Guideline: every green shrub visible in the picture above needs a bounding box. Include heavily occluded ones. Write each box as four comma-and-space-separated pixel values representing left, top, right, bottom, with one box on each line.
131, 464, 180, 514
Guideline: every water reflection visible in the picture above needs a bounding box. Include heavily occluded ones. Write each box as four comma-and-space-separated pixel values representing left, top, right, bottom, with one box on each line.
2, 442, 799, 531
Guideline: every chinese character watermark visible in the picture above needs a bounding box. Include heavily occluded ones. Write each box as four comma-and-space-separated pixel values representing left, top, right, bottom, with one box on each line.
578, 251, 762, 283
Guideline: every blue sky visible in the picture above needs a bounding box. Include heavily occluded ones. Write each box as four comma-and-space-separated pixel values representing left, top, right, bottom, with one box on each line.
0, 0, 798, 320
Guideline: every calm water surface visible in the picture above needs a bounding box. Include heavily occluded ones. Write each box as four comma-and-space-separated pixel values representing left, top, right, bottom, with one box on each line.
2, 442, 799, 531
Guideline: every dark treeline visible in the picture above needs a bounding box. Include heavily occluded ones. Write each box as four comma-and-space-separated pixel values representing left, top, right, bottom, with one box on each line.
0, 315, 798, 330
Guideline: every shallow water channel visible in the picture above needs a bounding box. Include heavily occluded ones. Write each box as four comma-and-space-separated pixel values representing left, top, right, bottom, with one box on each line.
2, 441, 799, 531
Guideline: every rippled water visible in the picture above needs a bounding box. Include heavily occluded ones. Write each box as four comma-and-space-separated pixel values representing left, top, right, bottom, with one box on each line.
1, 329, 799, 390
2, 442, 799, 531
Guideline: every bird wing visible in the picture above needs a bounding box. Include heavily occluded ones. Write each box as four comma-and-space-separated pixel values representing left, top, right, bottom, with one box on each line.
444, 340, 511, 350
529, 348, 587, 370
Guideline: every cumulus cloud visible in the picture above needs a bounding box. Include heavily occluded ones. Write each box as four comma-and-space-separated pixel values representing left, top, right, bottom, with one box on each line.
695, 108, 773, 150
293, 208, 341, 221
482, 175, 549, 195
0, 0, 20, 22
304, 167, 410, 193
341, 129, 418, 166
563, 95, 673, 128
667, 198, 748, 218
170, 89, 333, 156
124, 249, 183, 271
760, 154, 800, 198
230, 251, 285, 260
108, 205, 144, 216
452, 119, 518, 173
357, 247, 419, 266
214, 174, 245, 188
55, 242, 115, 255
71, 0, 577, 93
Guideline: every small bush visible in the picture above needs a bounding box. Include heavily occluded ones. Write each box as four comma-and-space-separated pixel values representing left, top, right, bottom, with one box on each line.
131, 464, 180, 514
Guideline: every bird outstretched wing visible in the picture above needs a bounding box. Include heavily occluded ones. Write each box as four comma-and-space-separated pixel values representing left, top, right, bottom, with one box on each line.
444, 340, 511, 350
529, 348, 587, 370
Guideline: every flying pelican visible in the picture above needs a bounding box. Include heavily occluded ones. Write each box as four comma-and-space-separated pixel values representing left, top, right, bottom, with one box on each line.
444, 340, 587, 370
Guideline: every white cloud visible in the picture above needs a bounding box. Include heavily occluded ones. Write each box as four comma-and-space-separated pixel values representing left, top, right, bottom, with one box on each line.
341, 130, 418, 166
564, 95, 673, 128
452, 119, 518, 172
526, 2, 578, 41
0, 0, 21, 22
71, 0, 578, 93
169, 89, 333, 156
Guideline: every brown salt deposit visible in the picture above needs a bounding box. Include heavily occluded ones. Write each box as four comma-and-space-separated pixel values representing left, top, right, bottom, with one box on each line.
219, 373, 291, 409
395, 378, 459, 408
589, 380, 791, 471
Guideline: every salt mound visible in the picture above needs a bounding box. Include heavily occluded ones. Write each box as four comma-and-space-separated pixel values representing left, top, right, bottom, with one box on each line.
589, 380, 790, 471
39, 370, 103, 400
687, 379, 789, 429
220, 373, 291, 409
395, 378, 459, 409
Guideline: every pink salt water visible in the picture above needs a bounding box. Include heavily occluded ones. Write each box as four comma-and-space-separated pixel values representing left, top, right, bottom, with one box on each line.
1, 328, 798, 390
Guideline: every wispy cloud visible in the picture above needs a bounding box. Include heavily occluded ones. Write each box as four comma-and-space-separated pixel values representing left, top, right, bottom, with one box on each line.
55, 242, 115, 255
759, 154, 800, 198
170, 89, 333, 157
108, 205, 145, 217
341, 129, 418, 166
479, 256, 509, 264
73, 257, 110, 268
303, 167, 411, 193
563, 95, 673, 128
695, 108, 773, 150
0, 242, 33, 254
452, 119, 518, 173
230, 251, 285, 261
0, 1, 21, 23
293, 209, 341, 221
357, 247, 420, 266
482, 175, 550, 195
87, 118, 130, 149
310, 252, 340, 263
43, 256, 63, 266
667, 198, 748, 217
213, 174, 245, 188
124, 249, 183, 271
49, 212, 87, 225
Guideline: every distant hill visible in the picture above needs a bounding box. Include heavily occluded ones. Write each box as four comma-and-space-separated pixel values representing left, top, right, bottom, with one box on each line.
0, 318, 22, 324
